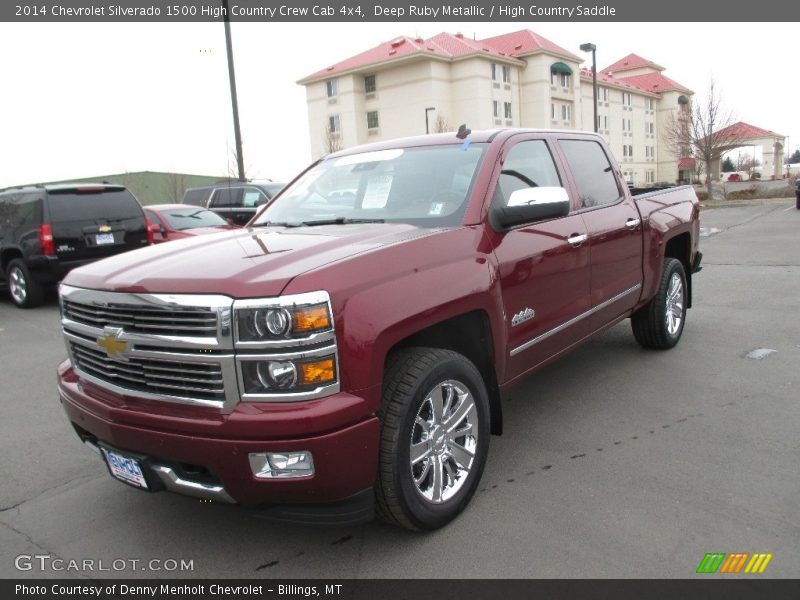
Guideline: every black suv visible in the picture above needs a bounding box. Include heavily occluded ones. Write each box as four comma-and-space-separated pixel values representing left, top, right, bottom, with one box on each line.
182, 181, 285, 226
0, 183, 151, 308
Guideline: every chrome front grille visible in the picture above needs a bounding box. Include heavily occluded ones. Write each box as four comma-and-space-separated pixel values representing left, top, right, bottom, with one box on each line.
60, 285, 238, 408
70, 342, 225, 402
63, 299, 218, 337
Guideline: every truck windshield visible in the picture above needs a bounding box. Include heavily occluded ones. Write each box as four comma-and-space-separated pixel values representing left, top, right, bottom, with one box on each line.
253, 144, 486, 228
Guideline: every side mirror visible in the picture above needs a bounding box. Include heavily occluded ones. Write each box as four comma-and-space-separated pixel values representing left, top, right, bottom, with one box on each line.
149, 223, 164, 234
491, 187, 571, 231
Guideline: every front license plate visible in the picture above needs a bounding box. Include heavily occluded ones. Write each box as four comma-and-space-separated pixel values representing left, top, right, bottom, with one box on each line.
100, 447, 148, 489
95, 233, 115, 245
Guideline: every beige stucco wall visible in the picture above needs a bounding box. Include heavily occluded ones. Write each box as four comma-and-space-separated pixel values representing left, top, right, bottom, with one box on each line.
303, 51, 689, 185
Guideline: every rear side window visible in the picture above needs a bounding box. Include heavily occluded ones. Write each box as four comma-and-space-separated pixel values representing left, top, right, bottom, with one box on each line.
210, 187, 243, 207
242, 189, 267, 208
559, 139, 621, 208
182, 188, 211, 206
47, 190, 143, 222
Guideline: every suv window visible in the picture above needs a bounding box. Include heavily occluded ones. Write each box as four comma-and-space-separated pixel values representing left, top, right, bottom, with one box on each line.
47, 189, 143, 221
559, 139, 621, 208
242, 189, 267, 208
209, 187, 243, 208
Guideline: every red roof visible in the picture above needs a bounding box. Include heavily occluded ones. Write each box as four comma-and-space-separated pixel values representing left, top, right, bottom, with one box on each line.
579, 67, 656, 95
602, 53, 664, 74
713, 121, 783, 141
678, 158, 696, 170
612, 71, 692, 94
480, 29, 582, 62
299, 32, 523, 83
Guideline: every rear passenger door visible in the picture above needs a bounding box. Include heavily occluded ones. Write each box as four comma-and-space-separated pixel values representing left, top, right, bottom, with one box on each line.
490, 137, 592, 381
558, 138, 644, 332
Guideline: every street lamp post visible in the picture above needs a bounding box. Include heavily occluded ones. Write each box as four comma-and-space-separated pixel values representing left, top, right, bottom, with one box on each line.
425, 107, 435, 134
580, 43, 598, 133
222, 0, 245, 181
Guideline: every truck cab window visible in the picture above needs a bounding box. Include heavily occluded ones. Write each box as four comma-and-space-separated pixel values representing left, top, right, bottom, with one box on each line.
495, 140, 561, 207
559, 139, 622, 209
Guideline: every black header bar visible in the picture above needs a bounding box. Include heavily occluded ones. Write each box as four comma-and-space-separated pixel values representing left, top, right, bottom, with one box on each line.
3, 0, 799, 22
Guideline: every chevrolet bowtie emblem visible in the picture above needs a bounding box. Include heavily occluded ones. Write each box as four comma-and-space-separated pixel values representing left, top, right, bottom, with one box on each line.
97, 332, 128, 356
98, 225, 112, 233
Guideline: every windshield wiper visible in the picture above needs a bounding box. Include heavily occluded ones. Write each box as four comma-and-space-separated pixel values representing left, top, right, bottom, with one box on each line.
298, 218, 386, 227
249, 221, 302, 228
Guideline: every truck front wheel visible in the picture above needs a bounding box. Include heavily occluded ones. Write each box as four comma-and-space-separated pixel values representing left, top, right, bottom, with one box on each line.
376, 347, 490, 531
631, 258, 687, 349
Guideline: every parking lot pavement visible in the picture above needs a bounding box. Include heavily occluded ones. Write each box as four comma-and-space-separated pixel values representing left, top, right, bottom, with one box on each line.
1, 199, 798, 579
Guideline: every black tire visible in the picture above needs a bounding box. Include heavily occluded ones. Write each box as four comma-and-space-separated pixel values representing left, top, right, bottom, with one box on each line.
631, 258, 687, 349
6, 259, 44, 308
375, 347, 490, 531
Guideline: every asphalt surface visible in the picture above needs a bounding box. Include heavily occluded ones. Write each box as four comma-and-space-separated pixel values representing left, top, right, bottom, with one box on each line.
1, 200, 798, 580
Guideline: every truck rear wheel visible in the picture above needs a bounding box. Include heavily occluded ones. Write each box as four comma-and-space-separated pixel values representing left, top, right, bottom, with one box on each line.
631, 258, 687, 349
7, 259, 44, 308
376, 347, 490, 531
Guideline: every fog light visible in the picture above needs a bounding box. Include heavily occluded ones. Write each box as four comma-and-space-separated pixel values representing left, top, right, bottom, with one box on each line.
249, 451, 314, 479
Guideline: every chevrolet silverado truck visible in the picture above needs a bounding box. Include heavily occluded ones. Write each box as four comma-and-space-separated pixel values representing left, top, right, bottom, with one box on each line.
57, 129, 701, 531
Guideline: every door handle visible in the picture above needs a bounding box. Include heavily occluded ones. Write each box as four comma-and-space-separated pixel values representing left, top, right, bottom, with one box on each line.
625, 218, 641, 230
567, 233, 588, 247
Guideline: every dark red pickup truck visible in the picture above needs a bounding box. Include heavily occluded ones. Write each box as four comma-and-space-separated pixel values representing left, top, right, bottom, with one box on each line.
57, 129, 700, 530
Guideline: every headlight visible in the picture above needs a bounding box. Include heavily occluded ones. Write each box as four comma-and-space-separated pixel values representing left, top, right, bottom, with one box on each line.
234, 292, 333, 344
233, 291, 340, 402
240, 356, 336, 394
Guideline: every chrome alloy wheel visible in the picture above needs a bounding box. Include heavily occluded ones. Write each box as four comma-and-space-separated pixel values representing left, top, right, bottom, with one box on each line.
409, 379, 479, 504
665, 272, 684, 336
8, 266, 28, 305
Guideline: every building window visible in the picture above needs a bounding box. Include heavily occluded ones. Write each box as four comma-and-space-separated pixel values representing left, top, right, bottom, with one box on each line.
560, 73, 571, 88
504, 102, 512, 119
491, 63, 498, 80
623, 145, 634, 158
646, 97, 655, 110
622, 118, 631, 132
622, 92, 632, 106
646, 170, 655, 183
550, 71, 557, 85
502, 65, 511, 83
493, 101, 500, 118
326, 79, 338, 98
645, 146, 650, 158
600, 87, 609, 102
601, 115, 608, 130
364, 75, 376, 93
551, 103, 556, 120
646, 121, 655, 135
562, 104, 571, 121
329, 114, 340, 134
628, 145, 634, 158
366, 110, 379, 130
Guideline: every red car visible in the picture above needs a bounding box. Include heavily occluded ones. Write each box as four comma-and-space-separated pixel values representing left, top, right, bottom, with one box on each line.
143, 204, 235, 243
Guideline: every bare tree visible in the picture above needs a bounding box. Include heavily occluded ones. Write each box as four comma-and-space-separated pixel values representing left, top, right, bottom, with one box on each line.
161, 172, 188, 204
432, 114, 450, 134
663, 79, 747, 199
324, 120, 343, 154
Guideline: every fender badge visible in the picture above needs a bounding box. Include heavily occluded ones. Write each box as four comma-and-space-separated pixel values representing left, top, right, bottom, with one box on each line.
511, 308, 535, 327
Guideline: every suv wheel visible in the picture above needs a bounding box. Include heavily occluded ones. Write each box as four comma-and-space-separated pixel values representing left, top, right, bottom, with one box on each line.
7, 259, 44, 308
376, 347, 490, 531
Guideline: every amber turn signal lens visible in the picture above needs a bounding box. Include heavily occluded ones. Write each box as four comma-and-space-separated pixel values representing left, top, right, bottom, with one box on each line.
298, 358, 336, 386
292, 304, 331, 332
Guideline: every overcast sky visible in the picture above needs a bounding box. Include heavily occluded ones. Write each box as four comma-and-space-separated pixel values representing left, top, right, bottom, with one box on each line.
0, 21, 796, 188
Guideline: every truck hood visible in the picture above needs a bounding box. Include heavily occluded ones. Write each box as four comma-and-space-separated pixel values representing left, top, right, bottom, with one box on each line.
63, 224, 441, 297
